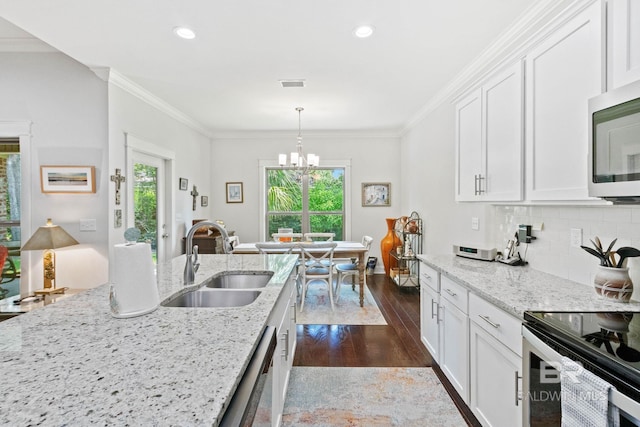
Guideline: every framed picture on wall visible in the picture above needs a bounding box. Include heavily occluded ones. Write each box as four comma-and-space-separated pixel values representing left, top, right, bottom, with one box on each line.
226, 182, 243, 203
201, 196, 208, 207
179, 177, 188, 191
40, 165, 96, 193
362, 182, 391, 207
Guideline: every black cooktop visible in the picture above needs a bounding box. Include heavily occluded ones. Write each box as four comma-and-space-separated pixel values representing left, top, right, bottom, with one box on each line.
525, 311, 640, 398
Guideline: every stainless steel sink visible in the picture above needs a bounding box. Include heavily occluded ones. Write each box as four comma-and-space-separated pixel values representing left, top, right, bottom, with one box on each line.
162, 288, 262, 308
203, 271, 274, 289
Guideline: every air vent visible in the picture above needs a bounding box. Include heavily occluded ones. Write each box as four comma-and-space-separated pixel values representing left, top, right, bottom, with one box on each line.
280, 80, 305, 88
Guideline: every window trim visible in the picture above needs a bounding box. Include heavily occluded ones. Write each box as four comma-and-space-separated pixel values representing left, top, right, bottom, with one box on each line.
259, 159, 351, 241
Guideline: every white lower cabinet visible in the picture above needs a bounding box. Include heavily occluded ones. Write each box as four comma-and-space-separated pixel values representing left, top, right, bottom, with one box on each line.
439, 276, 470, 404
469, 293, 523, 427
419, 265, 524, 426
269, 272, 297, 426
470, 323, 522, 427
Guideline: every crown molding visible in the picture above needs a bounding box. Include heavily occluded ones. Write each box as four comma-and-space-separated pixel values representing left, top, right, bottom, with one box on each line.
0, 37, 57, 53
90, 67, 213, 139
211, 129, 401, 140
401, 0, 595, 135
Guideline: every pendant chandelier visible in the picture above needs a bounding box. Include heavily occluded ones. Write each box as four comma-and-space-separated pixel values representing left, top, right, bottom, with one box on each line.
278, 107, 319, 173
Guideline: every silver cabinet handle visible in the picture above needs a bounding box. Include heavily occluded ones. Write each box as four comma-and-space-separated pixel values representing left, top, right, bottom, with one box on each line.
478, 174, 485, 194
514, 371, 522, 406
431, 299, 437, 319
474, 174, 479, 195
281, 330, 289, 361
444, 288, 457, 297
479, 315, 500, 329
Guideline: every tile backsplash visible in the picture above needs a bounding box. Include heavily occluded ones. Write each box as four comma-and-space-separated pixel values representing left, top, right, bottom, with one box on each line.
491, 205, 640, 300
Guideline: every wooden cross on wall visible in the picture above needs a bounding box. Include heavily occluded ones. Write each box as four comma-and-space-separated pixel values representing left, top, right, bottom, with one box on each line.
110, 168, 126, 205
190, 185, 199, 211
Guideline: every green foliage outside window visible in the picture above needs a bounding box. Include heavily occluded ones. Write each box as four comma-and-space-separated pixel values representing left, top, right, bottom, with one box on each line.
133, 164, 158, 251
267, 168, 344, 239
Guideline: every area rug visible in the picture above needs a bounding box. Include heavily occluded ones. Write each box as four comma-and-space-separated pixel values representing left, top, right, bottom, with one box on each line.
296, 281, 387, 325
281, 367, 465, 426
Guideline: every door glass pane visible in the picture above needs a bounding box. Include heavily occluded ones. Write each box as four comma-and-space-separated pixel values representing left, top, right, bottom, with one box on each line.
0, 139, 20, 300
133, 163, 158, 262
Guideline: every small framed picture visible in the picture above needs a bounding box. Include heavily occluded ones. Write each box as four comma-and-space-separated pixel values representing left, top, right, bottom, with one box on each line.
362, 182, 391, 207
179, 177, 188, 191
201, 196, 208, 207
40, 165, 96, 193
226, 182, 243, 203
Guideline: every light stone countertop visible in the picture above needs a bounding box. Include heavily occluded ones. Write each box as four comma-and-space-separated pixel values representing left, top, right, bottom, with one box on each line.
417, 254, 640, 318
0, 253, 298, 426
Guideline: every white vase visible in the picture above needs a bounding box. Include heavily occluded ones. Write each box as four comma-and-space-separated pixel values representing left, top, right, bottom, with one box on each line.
594, 266, 633, 302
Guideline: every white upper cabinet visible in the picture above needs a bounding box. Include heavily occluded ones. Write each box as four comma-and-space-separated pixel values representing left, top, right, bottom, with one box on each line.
608, 0, 640, 89
525, 2, 604, 201
483, 62, 524, 201
455, 61, 524, 202
455, 89, 482, 201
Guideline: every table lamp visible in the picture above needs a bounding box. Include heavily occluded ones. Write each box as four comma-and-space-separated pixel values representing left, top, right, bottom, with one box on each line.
21, 218, 79, 295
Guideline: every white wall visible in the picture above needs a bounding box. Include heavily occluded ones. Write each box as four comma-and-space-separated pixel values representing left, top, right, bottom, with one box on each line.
0, 52, 109, 293
399, 101, 493, 256
210, 133, 401, 269
106, 79, 213, 270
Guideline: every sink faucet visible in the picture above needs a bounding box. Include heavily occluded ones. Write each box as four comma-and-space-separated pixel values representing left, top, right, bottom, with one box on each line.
184, 221, 233, 285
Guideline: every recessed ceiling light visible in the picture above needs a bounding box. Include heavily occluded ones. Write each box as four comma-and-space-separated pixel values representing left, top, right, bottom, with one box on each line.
353, 25, 375, 38
173, 26, 196, 40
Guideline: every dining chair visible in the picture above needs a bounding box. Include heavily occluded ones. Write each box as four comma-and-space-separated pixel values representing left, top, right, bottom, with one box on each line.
334, 236, 374, 302
298, 242, 337, 311
303, 232, 335, 242
255, 242, 297, 254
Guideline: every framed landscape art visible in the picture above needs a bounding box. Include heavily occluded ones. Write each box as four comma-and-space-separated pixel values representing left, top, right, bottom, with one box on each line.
40, 166, 96, 194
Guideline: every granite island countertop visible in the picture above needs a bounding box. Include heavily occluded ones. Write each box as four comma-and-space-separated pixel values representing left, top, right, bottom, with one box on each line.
418, 254, 640, 318
0, 253, 298, 426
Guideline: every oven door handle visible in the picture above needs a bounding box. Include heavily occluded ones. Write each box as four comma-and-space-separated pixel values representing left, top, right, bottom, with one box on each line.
523, 327, 640, 421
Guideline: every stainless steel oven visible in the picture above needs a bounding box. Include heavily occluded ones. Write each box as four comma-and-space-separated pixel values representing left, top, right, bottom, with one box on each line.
523, 312, 640, 426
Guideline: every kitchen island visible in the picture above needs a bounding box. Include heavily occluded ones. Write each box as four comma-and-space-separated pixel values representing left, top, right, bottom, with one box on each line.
0, 253, 298, 426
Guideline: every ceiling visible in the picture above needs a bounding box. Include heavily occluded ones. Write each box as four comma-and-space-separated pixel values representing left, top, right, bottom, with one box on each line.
0, 0, 535, 135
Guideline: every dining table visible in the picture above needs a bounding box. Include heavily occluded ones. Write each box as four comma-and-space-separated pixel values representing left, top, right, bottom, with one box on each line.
232, 241, 369, 307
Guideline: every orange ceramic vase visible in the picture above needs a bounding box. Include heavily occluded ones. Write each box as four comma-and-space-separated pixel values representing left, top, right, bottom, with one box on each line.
381, 217, 402, 277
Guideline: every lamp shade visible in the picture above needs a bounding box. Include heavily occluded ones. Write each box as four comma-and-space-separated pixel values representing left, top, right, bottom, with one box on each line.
21, 218, 79, 251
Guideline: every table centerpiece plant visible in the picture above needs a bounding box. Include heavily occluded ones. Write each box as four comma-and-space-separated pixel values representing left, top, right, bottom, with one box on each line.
581, 237, 640, 302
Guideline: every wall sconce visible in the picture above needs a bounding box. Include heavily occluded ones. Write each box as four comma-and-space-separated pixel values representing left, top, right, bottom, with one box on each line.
21, 218, 79, 295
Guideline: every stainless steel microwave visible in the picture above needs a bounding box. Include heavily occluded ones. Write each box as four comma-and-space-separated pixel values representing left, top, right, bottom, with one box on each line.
588, 79, 640, 203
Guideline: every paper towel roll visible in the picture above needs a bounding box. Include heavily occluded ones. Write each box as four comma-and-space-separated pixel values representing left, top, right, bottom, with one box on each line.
110, 243, 159, 318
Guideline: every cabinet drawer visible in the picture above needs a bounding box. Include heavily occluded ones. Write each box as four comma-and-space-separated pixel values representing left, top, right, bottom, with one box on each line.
469, 293, 522, 357
419, 263, 439, 292
440, 275, 468, 314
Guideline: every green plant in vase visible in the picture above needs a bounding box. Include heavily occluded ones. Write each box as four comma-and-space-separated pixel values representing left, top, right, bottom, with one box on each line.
581, 237, 640, 302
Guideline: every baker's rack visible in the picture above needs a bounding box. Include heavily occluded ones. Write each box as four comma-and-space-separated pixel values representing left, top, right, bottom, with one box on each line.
389, 211, 422, 288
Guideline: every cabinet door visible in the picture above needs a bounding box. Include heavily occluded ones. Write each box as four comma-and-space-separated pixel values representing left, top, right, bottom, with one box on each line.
470, 322, 522, 427
609, 0, 640, 88
439, 298, 470, 403
525, 2, 604, 201
482, 61, 524, 202
420, 284, 440, 363
455, 89, 483, 201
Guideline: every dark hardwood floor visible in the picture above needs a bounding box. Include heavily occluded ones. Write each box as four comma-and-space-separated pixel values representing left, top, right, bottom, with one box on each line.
293, 273, 481, 426
294, 274, 430, 367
